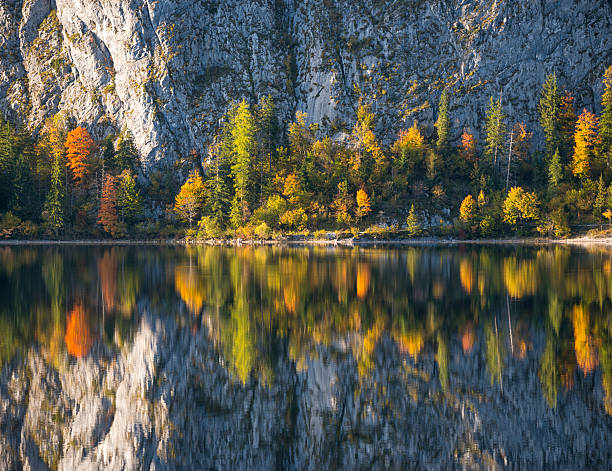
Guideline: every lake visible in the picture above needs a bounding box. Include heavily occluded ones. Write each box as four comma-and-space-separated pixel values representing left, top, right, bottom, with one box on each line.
0, 244, 611, 469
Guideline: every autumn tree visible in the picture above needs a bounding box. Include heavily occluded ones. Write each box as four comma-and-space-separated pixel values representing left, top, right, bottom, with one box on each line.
435, 88, 450, 153
503, 186, 540, 226
356, 188, 372, 220
460, 194, 476, 223
571, 109, 600, 179
65, 126, 94, 185
406, 204, 421, 236
65, 304, 93, 358
331, 180, 353, 227
174, 170, 206, 229
98, 174, 119, 237
459, 131, 477, 163
538, 72, 560, 159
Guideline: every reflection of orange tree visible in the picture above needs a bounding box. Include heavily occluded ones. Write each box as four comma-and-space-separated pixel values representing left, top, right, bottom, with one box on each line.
65, 304, 93, 358
175, 261, 205, 315
460, 321, 476, 353
459, 258, 474, 294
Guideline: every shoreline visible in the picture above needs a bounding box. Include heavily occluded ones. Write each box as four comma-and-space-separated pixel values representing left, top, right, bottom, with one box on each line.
1, 236, 612, 247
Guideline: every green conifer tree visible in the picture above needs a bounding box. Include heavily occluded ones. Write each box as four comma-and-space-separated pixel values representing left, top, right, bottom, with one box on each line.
548, 148, 563, 189
406, 204, 421, 237
538, 72, 560, 160
484, 96, 506, 168
44, 155, 64, 236
230, 100, 256, 226
435, 88, 450, 154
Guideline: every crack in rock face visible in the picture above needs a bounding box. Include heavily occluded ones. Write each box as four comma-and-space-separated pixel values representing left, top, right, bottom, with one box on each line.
0, 0, 610, 169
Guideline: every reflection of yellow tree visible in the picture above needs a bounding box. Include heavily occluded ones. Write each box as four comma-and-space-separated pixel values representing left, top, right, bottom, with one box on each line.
98, 249, 117, 312
395, 329, 424, 360
357, 317, 384, 377
459, 258, 474, 294
175, 262, 205, 315
600, 341, 612, 415
485, 319, 506, 386
228, 298, 254, 384
356, 263, 371, 299
65, 304, 93, 358
572, 305, 598, 375
503, 258, 537, 298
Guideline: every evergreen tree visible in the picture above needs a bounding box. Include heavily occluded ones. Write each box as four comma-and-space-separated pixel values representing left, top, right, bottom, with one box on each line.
594, 174, 607, 219
600, 67, 612, 167
43, 155, 64, 236
255, 95, 278, 198
558, 91, 576, 159
114, 129, 139, 173
538, 72, 560, 159
230, 100, 256, 226
98, 174, 119, 237
435, 88, 450, 154
484, 96, 506, 169
116, 170, 142, 224
548, 148, 563, 189
12, 128, 37, 218
406, 204, 421, 236
0, 119, 15, 212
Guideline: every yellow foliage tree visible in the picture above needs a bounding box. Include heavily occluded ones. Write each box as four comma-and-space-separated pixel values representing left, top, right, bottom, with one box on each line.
174, 171, 206, 228
503, 186, 540, 225
459, 194, 476, 223
572, 305, 598, 375
355, 188, 372, 219
572, 109, 600, 178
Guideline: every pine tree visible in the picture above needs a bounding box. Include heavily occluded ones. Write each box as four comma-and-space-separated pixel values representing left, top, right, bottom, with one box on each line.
116, 170, 142, 224
255, 95, 278, 198
538, 72, 560, 159
600, 66, 612, 167
406, 204, 421, 236
0, 119, 15, 212
98, 174, 119, 237
230, 100, 256, 226
114, 129, 139, 173
548, 148, 563, 189
484, 96, 506, 168
435, 88, 450, 154
558, 91, 576, 159
44, 155, 64, 236
594, 174, 607, 219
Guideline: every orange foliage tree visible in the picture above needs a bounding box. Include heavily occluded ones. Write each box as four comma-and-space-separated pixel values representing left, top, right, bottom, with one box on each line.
571, 109, 600, 178
65, 126, 94, 185
65, 304, 93, 358
459, 131, 477, 162
98, 174, 119, 237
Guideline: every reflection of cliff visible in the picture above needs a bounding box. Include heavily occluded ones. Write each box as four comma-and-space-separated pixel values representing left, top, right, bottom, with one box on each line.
1, 312, 611, 470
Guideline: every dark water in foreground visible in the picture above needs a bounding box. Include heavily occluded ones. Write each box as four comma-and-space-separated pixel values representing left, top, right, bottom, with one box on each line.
0, 244, 611, 469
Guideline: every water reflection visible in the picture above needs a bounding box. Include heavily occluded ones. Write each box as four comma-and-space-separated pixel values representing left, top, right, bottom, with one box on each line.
0, 244, 611, 468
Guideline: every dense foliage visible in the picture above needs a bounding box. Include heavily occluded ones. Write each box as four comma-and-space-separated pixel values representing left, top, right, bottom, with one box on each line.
1, 67, 612, 240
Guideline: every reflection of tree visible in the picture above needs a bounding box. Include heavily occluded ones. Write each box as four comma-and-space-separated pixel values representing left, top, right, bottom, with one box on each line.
460, 322, 476, 353
539, 336, 559, 408
98, 249, 117, 312
65, 304, 93, 358
459, 258, 474, 294
175, 263, 205, 315
572, 305, 598, 375
485, 318, 506, 387
436, 333, 449, 391
503, 258, 537, 298
356, 263, 371, 299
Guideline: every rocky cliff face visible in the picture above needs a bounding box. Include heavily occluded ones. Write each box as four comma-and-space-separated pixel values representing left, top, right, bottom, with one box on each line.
0, 0, 610, 169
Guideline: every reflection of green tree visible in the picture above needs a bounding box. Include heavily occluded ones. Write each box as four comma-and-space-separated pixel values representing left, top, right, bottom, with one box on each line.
485, 318, 506, 386
539, 336, 559, 408
436, 333, 449, 391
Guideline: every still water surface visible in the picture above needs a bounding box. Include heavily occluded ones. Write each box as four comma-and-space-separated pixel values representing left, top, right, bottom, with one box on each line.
0, 244, 611, 469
